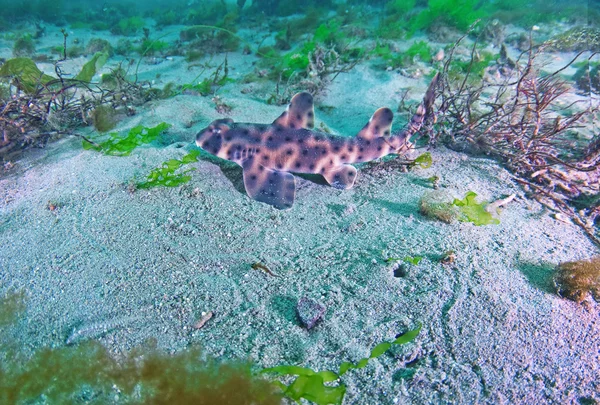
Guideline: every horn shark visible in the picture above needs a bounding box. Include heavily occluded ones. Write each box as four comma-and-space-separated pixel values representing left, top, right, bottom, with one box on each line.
195, 74, 438, 209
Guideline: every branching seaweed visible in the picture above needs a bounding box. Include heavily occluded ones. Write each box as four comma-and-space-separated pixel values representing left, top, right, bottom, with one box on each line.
429, 28, 600, 244
0, 55, 156, 163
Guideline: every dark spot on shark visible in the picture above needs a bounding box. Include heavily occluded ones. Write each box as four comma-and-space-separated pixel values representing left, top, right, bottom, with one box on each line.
290, 123, 296, 128
302, 150, 309, 156
341, 154, 347, 160
384, 130, 390, 136
296, 113, 302, 120
309, 163, 315, 170
285, 136, 291, 142
286, 149, 293, 155
307, 111, 313, 117
295, 162, 302, 168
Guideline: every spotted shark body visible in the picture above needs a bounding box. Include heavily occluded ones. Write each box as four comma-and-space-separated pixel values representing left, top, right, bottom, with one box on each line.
195, 74, 438, 209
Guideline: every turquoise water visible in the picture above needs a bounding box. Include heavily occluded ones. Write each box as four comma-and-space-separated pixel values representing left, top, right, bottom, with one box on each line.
1, 1, 599, 404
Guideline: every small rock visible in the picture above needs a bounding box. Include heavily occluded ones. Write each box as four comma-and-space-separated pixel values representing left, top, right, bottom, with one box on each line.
297, 297, 326, 330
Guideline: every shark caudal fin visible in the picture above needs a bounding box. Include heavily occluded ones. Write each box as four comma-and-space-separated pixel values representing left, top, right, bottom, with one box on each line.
389, 73, 439, 153
273, 92, 315, 130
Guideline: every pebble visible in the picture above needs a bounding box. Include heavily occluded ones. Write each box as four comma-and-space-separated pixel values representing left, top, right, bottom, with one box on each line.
297, 297, 326, 330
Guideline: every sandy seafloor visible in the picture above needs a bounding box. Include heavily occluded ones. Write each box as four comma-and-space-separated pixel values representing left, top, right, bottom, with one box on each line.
1, 20, 600, 404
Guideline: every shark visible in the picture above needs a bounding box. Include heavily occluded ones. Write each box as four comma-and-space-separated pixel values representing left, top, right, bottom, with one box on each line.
195, 73, 438, 209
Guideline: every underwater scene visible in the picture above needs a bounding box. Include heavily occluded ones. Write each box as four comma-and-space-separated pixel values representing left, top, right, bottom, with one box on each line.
0, 0, 599, 403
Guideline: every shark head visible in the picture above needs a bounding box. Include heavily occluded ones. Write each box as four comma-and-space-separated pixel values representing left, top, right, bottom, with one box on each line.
195, 118, 234, 155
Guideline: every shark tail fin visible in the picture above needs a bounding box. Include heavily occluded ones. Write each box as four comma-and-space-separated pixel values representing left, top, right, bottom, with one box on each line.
390, 72, 439, 153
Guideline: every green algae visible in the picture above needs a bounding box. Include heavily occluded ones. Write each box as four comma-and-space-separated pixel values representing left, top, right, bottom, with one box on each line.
83, 123, 170, 156
262, 325, 421, 405
0, 291, 281, 405
0, 57, 55, 94
74, 52, 109, 83
136, 150, 200, 189
452, 191, 500, 226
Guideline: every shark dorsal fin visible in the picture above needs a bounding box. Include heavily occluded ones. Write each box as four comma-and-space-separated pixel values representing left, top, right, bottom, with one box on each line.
273, 92, 315, 130
356, 107, 394, 140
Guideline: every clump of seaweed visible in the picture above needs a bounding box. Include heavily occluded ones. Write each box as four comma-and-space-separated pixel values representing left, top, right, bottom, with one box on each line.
91, 105, 119, 133
419, 190, 502, 225
0, 44, 156, 163
12, 34, 36, 57
263, 325, 421, 405
453, 191, 500, 226
136, 150, 200, 189
0, 291, 281, 404
83, 123, 170, 156
419, 190, 459, 224
429, 28, 600, 244
553, 256, 600, 303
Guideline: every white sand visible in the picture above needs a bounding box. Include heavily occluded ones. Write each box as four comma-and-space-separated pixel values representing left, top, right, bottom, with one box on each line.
1, 21, 599, 405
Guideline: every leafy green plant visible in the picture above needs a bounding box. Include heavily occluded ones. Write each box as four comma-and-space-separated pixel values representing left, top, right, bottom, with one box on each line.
181, 57, 233, 96
407, 0, 486, 35
12, 34, 35, 57
262, 325, 421, 405
375, 41, 432, 68
136, 150, 200, 189
411, 152, 433, 169
83, 122, 170, 156
74, 52, 109, 82
386, 256, 423, 265
448, 50, 496, 81
0, 57, 55, 93
91, 105, 118, 132
452, 191, 499, 226
113, 16, 145, 36
405, 41, 433, 64
139, 39, 170, 56
419, 190, 459, 223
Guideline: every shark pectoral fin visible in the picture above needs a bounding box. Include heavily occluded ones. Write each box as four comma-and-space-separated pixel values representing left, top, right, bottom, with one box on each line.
242, 158, 296, 210
356, 107, 394, 140
272, 92, 315, 130
322, 164, 357, 190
